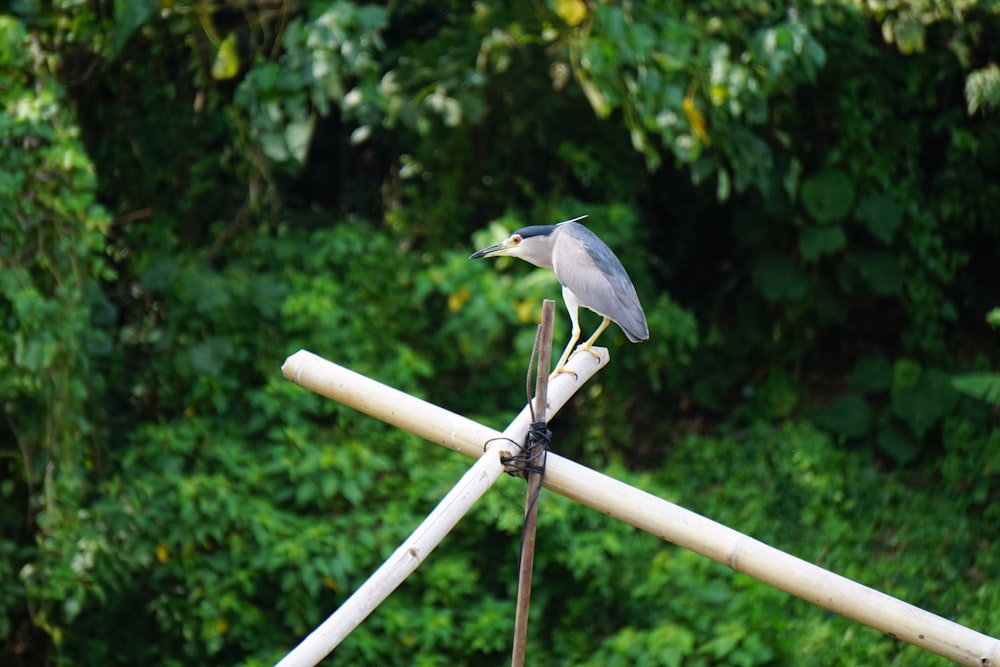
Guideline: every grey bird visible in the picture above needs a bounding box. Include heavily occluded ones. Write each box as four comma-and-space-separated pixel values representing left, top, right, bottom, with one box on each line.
470, 215, 649, 375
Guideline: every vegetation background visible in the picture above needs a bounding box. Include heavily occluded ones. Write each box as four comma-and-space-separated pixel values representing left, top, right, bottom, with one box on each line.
2, 0, 999, 664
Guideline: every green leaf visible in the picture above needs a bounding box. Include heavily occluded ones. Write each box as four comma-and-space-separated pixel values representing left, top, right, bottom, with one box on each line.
285, 115, 316, 163
855, 194, 902, 243
111, 0, 158, 55
752, 254, 809, 302
850, 355, 892, 393
260, 131, 290, 161
854, 250, 903, 296
211, 34, 241, 81
889, 18, 925, 55
877, 422, 922, 465
891, 358, 922, 393
951, 373, 1000, 404
891, 369, 959, 438
812, 393, 872, 438
0, 17, 27, 66
140, 256, 181, 291
801, 169, 855, 224
965, 63, 1000, 115
986, 308, 1000, 329
799, 225, 846, 263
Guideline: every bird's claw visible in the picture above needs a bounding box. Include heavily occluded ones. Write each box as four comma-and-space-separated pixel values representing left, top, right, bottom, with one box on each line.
550, 347, 602, 380
551, 366, 578, 380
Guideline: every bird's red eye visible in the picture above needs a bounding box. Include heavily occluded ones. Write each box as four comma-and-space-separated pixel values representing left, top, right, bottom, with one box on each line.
512, 235, 522, 245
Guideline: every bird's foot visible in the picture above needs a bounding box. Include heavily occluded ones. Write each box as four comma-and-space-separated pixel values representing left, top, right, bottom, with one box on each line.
550, 365, 578, 380
576, 344, 601, 360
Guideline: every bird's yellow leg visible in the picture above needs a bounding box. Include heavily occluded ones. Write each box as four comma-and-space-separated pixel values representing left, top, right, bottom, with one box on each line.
577, 317, 612, 359
552, 327, 581, 377
552, 290, 582, 377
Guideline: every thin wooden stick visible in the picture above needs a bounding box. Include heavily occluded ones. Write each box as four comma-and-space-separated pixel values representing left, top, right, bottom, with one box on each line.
281, 350, 1000, 667
511, 300, 556, 667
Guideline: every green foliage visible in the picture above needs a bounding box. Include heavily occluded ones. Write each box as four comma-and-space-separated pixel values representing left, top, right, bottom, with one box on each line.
809, 355, 971, 464
951, 307, 1000, 405
965, 63, 1000, 114
0, 13, 114, 658
951, 372, 1000, 404
235, 3, 388, 163
567, 2, 828, 186
801, 169, 855, 225
3, 0, 1000, 665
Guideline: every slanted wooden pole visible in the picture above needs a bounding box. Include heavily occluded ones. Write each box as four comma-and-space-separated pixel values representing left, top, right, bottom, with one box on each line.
511, 299, 556, 667
281, 350, 1000, 667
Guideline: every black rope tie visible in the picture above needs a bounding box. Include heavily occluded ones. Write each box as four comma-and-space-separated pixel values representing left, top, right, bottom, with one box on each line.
484, 428, 549, 479
525, 420, 550, 466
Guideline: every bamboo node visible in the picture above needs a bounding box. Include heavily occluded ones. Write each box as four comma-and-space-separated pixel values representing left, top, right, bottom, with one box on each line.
728, 535, 747, 570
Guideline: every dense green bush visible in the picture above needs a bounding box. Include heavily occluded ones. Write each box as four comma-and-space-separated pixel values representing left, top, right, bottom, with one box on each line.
2, 0, 998, 665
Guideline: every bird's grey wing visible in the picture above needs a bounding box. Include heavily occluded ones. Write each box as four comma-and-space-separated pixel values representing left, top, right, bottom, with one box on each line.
552, 223, 649, 342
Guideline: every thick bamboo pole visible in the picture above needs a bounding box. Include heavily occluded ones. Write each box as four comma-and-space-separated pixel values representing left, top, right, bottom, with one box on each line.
281, 347, 608, 460
280, 350, 1000, 667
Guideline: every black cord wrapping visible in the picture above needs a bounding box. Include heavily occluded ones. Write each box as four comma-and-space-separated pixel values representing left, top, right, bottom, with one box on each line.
524, 420, 550, 470
483, 426, 549, 480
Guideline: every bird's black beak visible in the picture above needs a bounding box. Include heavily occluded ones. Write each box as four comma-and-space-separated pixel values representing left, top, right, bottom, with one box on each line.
469, 241, 509, 260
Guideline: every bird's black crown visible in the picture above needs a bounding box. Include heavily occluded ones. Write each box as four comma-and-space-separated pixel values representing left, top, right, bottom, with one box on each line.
513, 224, 560, 238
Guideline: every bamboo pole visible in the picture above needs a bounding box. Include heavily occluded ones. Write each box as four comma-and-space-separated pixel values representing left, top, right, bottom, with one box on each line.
281, 347, 608, 462
274, 448, 505, 667
281, 350, 1000, 667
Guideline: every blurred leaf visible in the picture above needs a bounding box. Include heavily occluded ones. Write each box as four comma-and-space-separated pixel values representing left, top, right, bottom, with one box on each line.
965, 63, 1000, 115
111, 0, 158, 55
555, 0, 588, 26
886, 18, 926, 55
854, 250, 903, 296
891, 358, 922, 393
877, 421, 922, 464
850, 355, 892, 393
211, 33, 241, 80
951, 373, 1000, 404
801, 169, 854, 224
812, 393, 872, 438
683, 94, 710, 144
578, 73, 612, 118
799, 225, 846, 263
285, 115, 316, 163
855, 194, 902, 244
752, 254, 809, 302
891, 369, 959, 438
